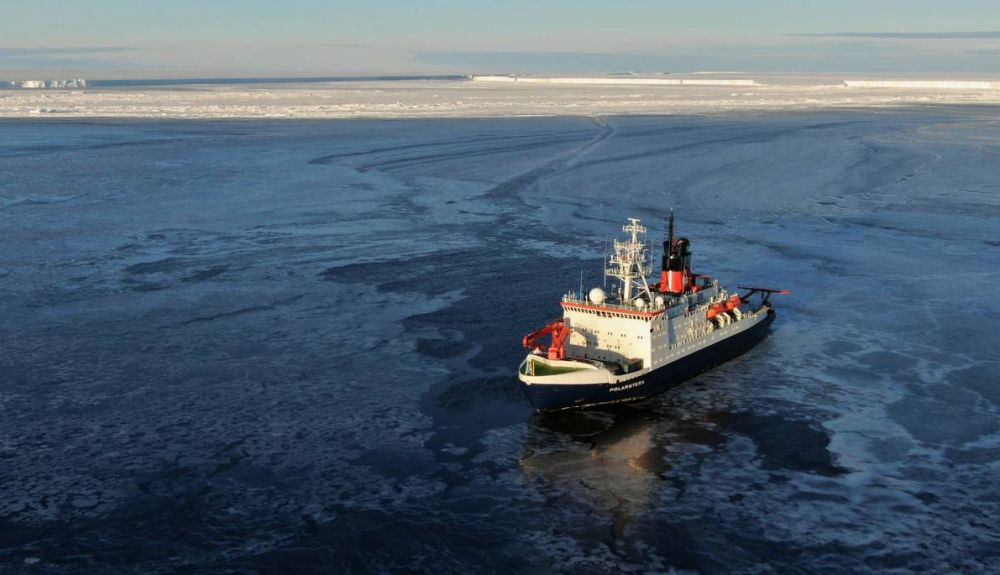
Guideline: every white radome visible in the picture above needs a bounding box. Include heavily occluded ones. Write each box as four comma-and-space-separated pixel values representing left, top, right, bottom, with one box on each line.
588, 287, 606, 305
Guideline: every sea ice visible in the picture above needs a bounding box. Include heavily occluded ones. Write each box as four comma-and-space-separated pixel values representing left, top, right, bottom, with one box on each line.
1, 108, 998, 573
1, 75, 999, 119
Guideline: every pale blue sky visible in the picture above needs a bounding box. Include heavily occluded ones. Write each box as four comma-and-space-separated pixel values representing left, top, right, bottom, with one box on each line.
2, 0, 1000, 76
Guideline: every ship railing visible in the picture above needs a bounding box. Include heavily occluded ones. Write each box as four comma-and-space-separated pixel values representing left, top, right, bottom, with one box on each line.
560, 293, 666, 313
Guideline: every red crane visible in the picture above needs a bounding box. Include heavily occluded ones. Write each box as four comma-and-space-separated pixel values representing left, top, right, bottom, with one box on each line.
707, 287, 791, 320
522, 319, 572, 360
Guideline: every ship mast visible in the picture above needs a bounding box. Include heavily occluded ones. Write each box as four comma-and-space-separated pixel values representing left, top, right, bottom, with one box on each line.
606, 218, 652, 303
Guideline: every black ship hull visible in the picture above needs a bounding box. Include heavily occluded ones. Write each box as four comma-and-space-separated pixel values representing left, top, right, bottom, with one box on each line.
521, 308, 776, 412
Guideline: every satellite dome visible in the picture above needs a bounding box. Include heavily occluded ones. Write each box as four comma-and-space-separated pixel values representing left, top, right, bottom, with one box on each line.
588, 287, 606, 305
634, 298, 647, 309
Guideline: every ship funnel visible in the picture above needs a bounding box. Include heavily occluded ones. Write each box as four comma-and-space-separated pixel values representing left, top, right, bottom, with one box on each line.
659, 209, 692, 294
661, 208, 674, 273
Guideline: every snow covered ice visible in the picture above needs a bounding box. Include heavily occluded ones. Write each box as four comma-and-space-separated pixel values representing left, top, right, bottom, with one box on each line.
1, 99, 999, 573
2, 76, 1000, 118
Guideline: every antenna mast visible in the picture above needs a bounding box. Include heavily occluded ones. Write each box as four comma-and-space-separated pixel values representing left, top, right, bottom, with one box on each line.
605, 218, 652, 303
668, 208, 675, 252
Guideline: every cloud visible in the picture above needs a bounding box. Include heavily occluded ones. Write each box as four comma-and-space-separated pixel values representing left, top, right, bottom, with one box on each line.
415, 51, 674, 73
315, 43, 364, 49
0, 46, 144, 56
413, 41, 1000, 75
788, 32, 1000, 39
0, 47, 147, 72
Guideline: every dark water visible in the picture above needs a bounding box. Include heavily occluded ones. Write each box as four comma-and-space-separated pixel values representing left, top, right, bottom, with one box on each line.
1, 111, 999, 573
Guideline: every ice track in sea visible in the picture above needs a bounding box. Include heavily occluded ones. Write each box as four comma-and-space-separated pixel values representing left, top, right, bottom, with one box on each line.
1, 110, 999, 573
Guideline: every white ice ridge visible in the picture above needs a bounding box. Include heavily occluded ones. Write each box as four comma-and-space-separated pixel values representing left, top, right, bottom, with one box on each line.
8, 79, 88, 89
844, 80, 1000, 90
472, 75, 759, 86
3, 76, 1000, 118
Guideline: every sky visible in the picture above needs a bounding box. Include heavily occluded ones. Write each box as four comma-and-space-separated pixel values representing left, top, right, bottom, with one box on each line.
2, 0, 1000, 77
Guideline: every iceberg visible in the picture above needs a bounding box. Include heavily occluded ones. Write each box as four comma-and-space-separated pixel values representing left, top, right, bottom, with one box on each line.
471, 75, 759, 86
844, 79, 1000, 90
10, 78, 88, 89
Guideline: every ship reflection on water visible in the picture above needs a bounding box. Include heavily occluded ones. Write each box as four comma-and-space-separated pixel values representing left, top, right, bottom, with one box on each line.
519, 401, 727, 537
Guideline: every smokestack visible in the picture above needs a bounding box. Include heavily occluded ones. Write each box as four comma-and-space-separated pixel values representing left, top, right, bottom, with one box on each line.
668, 208, 674, 252
660, 208, 675, 291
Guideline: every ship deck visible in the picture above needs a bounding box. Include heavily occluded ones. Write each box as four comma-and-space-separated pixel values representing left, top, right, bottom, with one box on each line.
522, 353, 637, 377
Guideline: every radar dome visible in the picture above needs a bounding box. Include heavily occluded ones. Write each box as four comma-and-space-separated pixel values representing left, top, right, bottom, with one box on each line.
588, 287, 606, 305
634, 298, 647, 309
654, 295, 665, 308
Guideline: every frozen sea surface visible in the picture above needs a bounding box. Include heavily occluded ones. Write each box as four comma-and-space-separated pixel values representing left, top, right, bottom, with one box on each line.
1, 110, 999, 574
4, 77, 1000, 119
